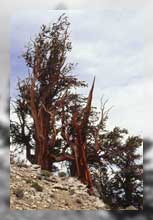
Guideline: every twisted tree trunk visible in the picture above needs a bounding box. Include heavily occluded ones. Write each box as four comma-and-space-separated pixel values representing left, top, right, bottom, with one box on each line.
70, 78, 95, 193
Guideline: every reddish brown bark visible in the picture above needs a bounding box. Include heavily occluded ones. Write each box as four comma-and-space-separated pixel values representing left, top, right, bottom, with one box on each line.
28, 77, 52, 170
60, 78, 95, 193
23, 16, 96, 189
72, 78, 95, 193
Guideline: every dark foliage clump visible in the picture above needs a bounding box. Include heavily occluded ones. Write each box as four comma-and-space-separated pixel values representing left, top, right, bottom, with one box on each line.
13, 188, 24, 199
31, 182, 43, 192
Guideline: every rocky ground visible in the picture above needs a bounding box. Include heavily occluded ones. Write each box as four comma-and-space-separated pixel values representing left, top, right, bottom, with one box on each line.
0, 149, 145, 220
10, 163, 110, 210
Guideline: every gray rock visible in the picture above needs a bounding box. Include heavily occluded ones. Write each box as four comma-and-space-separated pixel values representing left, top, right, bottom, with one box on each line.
124, 205, 138, 210
94, 198, 105, 209
53, 184, 68, 190
31, 164, 41, 169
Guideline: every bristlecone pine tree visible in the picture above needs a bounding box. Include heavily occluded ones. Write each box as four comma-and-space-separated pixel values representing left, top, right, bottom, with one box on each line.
10, 14, 99, 193
10, 79, 35, 162
90, 127, 143, 209
10, 14, 143, 206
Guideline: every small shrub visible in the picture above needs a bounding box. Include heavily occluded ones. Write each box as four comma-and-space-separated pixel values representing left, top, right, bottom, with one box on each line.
58, 171, 66, 177
13, 188, 24, 199
41, 170, 51, 178
31, 182, 43, 192
69, 189, 75, 195
75, 198, 82, 204
26, 179, 32, 184
37, 175, 42, 180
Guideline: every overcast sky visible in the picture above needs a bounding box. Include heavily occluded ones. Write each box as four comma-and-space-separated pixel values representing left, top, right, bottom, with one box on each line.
10, 10, 144, 137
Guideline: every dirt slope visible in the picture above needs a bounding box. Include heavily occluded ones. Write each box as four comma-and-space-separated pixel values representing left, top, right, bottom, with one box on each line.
10, 163, 110, 210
